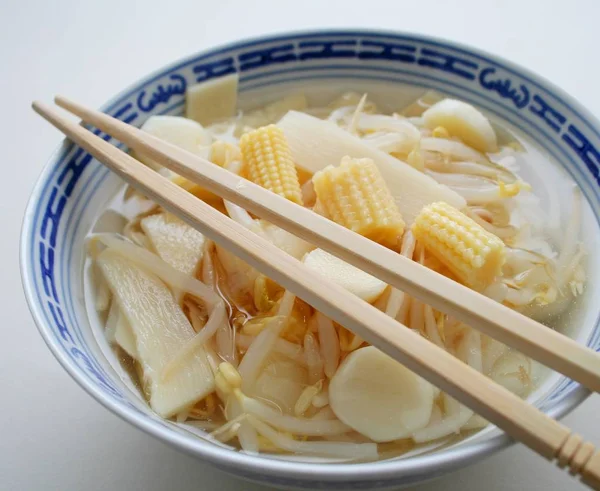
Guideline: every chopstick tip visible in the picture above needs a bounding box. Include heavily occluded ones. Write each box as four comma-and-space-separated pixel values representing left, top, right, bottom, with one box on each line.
31, 100, 46, 115
54, 95, 67, 107
55, 95, 77, 112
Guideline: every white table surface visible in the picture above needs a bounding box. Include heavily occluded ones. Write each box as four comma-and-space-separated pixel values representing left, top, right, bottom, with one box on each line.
3, 0, 600, 489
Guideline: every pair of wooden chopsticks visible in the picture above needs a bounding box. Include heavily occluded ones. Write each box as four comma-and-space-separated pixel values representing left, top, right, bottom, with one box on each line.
33, 97, 600, 488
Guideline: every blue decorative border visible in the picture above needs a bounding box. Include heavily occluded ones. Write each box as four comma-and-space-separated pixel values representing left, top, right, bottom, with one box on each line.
20, 30, 600, 487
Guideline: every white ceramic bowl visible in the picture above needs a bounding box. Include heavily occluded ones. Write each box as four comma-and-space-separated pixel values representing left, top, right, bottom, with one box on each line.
21, 30, 600, 489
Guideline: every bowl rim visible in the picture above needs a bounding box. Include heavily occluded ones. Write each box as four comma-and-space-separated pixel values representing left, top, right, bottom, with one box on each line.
20, 28, 594, 485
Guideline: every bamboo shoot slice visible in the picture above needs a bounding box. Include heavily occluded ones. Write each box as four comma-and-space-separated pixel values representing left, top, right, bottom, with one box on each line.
329, 346, 434, 442
97, 249, 214, 417
240, 92, 307, 129
303, 249, 386, 302
105, 300, 136, 358
114, 311, 138, 359
186, 73, 238, 125
254, 220, 313, 260
133, 116, 211, 171
141, 212, 205, 276
278, 111, 466, 225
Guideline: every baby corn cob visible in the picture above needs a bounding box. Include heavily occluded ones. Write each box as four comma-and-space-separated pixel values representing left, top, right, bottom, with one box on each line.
412, 201, 505, 290
240, 125, 303, 204
312, 156, 405, 249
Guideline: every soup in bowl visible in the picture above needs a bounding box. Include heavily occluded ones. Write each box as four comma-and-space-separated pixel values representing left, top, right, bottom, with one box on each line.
21, 30, 600, 489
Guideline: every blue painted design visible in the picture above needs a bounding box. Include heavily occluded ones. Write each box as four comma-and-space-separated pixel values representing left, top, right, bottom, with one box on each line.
35, 145, 120, 393
192, 58, 236, 83
298, 40, 357, 60
563, 125, 600, 186
40, 186, 66, 248
48, 302, 74, 344
137, 74, 187, 113
157, 99, 185, 116
529, 94, 566, 132
58, 149, 92, 197
417, 48, 478, 80
478, 67, 529, 109
70, 347, 122, 398
239, 44, 296, 71
358, 39, 416, 63
39, 242, 58, 302
110, 104, 138, 128
122, 113, 138, 125
112, 103, 133, 119
91, 128, 114, 142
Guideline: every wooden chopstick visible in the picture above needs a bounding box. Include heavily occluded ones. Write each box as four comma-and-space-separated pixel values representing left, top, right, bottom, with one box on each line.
52, 95, 600, 395
33, 100, 600, 488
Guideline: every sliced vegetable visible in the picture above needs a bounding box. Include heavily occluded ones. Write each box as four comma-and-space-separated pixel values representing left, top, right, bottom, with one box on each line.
302, 248, 386, 302
114, 310, 137, 359
186, 73, 238, 125
253, 220, 313, 260
422, 99, 497, 153
278, 111, 465, 225
240, 92, 307, 129
412, 393, 473, 442
329, 346, 435, 442
97, 249, 214, 417
140, 212, 205, 276
133, 115, 211, 171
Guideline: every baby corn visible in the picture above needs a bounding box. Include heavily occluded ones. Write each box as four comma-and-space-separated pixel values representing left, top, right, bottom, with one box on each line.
240, 125, 303, 204
312, 156, 405, 249
412, 201, 505, 290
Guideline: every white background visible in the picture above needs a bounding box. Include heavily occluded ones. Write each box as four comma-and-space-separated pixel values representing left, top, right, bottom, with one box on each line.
2, 0, 600, 489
